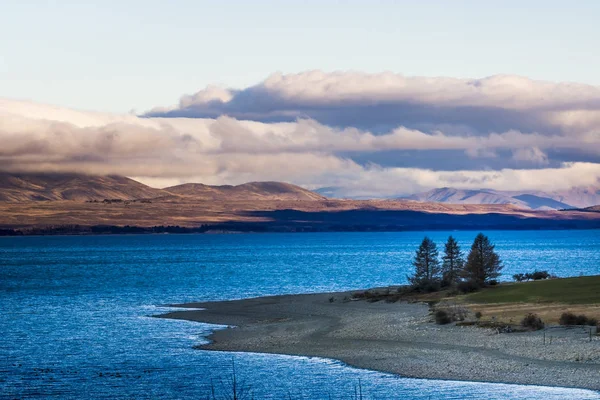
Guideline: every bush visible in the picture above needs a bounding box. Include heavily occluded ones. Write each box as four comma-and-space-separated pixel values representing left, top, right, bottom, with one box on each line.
521, 313, 544, 330
531, 270, 550, 280
515, 271, 551, 282
435, 310, 452, 325
488, 279, 499, 286
421, 280, 441, 293
559, 312, 577, 325
457, 280, 480, 293
559, 312, 598, 326
475, 311, 483, 320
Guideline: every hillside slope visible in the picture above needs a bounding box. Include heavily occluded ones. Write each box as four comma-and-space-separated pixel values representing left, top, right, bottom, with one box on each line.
406, 188, 523, 206
404, 187, 589, 210
165, 181, 327, 201
0, 173, 166, 202
0, 173, 327, 202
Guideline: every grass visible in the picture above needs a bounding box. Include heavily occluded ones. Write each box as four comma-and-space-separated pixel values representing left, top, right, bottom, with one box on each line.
465, 275, 600, 305
352, 276, 600, 327
461, 276, 600, 326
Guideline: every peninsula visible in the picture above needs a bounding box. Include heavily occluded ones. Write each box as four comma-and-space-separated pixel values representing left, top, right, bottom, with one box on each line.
159, 277, 600, 390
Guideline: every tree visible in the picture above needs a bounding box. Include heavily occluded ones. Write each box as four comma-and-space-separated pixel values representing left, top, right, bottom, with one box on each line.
408, 237, 440, 289
463, 233, 502, 285
441, 236, 464, 286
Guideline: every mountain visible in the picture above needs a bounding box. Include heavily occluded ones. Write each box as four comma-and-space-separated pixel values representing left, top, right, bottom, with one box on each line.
0, 173, 326, 202
573, 205, 600, 213
542, 186, 600, 209
0, 172, 166, 202
406, 188, 520, 206
510, 194, 575, 210
2, 172, 600, 232
165, 181, 327, 201
404, 187, 578, 210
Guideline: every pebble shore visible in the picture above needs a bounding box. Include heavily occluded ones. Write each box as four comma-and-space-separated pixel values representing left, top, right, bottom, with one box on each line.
159, 291, 600, 390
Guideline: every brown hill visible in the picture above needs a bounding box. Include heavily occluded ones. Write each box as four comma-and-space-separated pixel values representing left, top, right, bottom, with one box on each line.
0, 173, 166, 202
0, 173, 327, 203
165, 181, 326, 201
580, 205, 600, 212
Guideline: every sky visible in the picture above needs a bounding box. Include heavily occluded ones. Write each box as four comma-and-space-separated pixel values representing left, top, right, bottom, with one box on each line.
2, 1, 600, 113
1, 1, 599, 197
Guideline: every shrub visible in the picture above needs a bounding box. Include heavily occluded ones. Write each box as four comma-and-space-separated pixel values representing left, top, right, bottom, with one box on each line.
560, 312, 598, 326
559, 312, 577, 325
531, 270, 550, 280
435, 310, 452, 325
420, 280, 441, 293
521, 313, 544, 330
457, 280, 479, 293
521, 270, 551, 281
488, 279, 499, 286
475, 311, 483, 320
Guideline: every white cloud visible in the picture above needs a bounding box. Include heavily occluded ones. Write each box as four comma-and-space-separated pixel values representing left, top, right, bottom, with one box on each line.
147, 71, 600, 140
257, 71, 600, 110
512, 147, 549, 165
2, 76, 600, 198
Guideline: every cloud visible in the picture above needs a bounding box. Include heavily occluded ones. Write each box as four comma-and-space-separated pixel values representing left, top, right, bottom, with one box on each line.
322, 162, 600, 199
145, 71, 600, 136
2, 69, 600, 200
512, 147, 549, 165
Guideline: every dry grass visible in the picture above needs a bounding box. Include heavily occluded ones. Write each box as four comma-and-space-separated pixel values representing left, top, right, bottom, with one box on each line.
463, 302, 600, 326
352, 277, 600, 329
460, 276, 600, 326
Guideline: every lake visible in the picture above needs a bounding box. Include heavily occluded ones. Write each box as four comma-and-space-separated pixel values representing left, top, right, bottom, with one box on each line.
1, 231, 600, 399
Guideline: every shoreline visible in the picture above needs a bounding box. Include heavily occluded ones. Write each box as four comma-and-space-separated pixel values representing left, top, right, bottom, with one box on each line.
158, 290, 600, 391
3, 225, 600, 237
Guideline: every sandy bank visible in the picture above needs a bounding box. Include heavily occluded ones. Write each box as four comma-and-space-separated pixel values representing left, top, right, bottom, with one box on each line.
158, 291, 600, 390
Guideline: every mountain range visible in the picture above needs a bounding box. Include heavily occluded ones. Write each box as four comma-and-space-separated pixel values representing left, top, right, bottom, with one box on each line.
0, 172, 325, 203
163, 181, 325, 201
1, 172, 598, 211
403, 186, 600, 210
1, 172, 599, 233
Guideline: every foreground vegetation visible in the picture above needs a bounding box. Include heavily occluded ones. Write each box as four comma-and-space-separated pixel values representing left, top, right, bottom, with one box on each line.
408, 233, 502, 292
352, 275, 600, 330
466, 275, 600, 304
463, 276, 600, 327
395, 234, 599, 330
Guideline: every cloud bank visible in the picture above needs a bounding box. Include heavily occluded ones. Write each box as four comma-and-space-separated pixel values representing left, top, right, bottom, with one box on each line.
147, 71, 600, 135
1, 71, 600, 197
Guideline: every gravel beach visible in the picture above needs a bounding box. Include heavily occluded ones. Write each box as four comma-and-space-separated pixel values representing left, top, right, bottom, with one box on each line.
159, 291, 600, 390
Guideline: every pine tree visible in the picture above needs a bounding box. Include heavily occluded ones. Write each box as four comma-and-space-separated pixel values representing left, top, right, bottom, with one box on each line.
464, 233, 502, 285
408, 237, 440, 289
441, 236, 464, 286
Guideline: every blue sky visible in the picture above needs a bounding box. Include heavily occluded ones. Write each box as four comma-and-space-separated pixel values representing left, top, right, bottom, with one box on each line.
1, 0, 599, 113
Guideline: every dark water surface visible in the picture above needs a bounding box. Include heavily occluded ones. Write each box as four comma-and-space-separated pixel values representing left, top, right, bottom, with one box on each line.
1, 231, 600, 399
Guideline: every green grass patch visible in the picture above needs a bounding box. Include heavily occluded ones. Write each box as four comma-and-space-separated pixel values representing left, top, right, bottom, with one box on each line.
465, 275, 600, 305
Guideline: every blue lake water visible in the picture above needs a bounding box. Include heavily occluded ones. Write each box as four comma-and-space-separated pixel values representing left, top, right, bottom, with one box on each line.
1, 230, 600, 399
